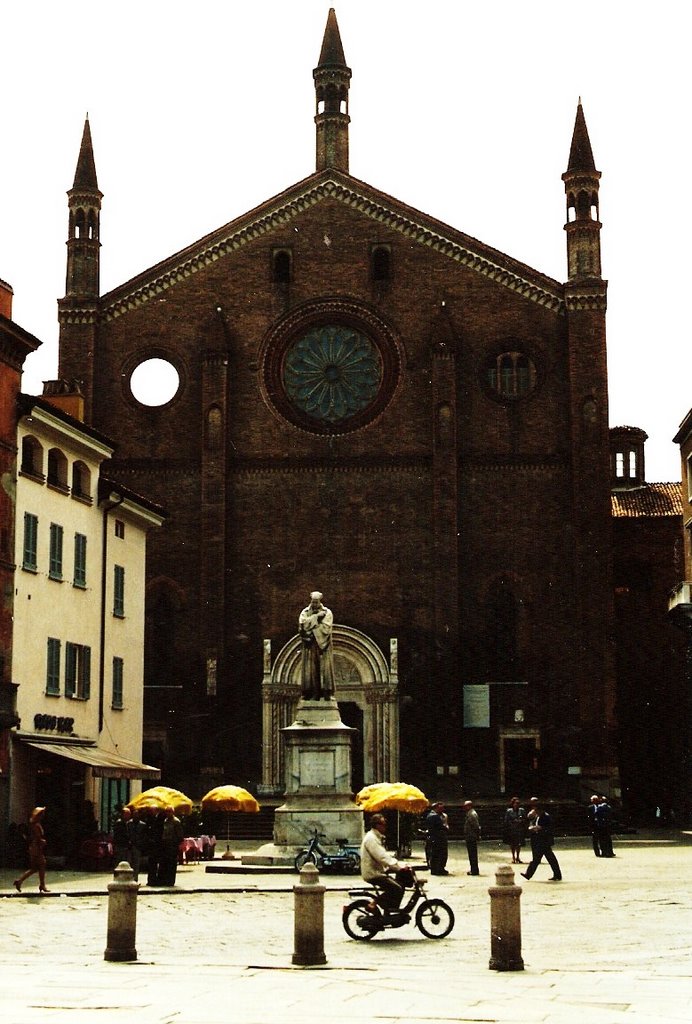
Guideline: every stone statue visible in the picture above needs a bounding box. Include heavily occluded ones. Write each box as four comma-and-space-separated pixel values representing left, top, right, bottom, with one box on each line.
299, 591, 336, 700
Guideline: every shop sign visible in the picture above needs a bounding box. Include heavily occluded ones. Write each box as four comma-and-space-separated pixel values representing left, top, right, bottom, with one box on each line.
33, 714, 75, 734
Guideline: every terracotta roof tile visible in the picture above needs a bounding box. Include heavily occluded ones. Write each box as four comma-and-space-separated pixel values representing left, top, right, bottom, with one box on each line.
611, 482, 683, 518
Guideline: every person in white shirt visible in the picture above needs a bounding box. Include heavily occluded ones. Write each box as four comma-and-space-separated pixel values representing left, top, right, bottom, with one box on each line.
360, 813, 411, 910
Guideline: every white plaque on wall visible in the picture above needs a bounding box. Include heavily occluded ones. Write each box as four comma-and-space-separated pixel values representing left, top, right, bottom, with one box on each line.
299, 750, 336, 787
463, 685, 490, 728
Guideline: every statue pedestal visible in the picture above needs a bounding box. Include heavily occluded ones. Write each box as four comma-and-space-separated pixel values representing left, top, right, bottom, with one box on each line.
244, 698, 363, 865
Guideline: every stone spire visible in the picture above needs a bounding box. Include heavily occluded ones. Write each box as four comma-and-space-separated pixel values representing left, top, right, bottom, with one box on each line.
562, 100, 602, 281
313, 8, 351, 172
64, 116, 103, 298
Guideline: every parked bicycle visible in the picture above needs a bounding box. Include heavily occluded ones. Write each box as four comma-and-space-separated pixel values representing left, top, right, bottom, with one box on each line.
294, 829, 361, 873
342, 866, 454, 939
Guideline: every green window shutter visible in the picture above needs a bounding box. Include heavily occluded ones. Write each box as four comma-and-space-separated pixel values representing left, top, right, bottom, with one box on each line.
65, 642, 76, 697
46, 638, 61, 695
49, 523, 64, 580
113, 565, 125, 616
23, 513, 38, 571
74, 533, 87, 587
112, 656, 124, 708
83, 647, 91, 700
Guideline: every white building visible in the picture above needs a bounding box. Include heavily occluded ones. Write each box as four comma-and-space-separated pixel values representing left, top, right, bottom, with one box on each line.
10, 389, 164, 860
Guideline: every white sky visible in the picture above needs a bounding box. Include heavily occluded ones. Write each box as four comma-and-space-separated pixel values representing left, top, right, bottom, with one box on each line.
2, 0, 688, 481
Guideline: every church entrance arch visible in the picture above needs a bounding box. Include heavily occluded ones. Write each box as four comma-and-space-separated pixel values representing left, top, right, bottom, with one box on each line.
259, 626, 399, 795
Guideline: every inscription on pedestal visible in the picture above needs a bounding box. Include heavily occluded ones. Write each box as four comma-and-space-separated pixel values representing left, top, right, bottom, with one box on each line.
299, 750, 335, 788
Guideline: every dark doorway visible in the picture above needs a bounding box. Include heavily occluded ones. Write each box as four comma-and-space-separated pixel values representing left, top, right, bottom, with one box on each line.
338, 702, 364, 792
504, 738, 537, 796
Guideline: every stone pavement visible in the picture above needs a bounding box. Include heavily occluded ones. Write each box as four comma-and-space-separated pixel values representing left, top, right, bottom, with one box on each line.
1, 832, 691, 1023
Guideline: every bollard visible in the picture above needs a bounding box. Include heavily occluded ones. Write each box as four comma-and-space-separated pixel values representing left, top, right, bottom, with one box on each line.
104, 861, 139, 962
488, 863, 524, 971
292, 861, 327, 966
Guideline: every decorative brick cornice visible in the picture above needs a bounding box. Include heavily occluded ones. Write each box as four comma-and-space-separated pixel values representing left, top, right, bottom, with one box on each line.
230, 456, 430, 476
57, 304, 99, 326
101, 174, 566, 321
461, 459, 567, 476
564, 281, 608, 313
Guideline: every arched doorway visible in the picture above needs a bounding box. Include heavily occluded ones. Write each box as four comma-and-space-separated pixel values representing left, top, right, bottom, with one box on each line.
259, 627, 398, 795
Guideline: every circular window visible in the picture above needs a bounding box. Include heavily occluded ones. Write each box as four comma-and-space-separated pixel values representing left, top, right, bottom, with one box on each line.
484, 351, 537, 400
261, 300, 401, 435
130, 358, 180, 407
283, 325, 382, 424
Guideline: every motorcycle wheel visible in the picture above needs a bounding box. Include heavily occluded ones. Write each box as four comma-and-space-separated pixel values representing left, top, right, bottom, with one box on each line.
342, 899, 381, 940
294, 850, 318, 871
346, 853, 361, 874
415, 898, 455, 939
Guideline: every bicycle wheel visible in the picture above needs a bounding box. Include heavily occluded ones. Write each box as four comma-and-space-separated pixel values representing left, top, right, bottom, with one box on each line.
415, 898, 455, 938
294, 850, 318, 871
342, 899, 381, 940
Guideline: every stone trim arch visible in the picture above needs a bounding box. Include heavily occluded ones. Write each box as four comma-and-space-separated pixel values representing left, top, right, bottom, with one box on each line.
260, 626, 398, 794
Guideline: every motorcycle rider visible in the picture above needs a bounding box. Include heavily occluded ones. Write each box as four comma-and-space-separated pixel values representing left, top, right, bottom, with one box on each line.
360, 813, 411, 912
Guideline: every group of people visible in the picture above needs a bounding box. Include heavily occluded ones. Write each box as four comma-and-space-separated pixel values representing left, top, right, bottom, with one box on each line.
587, 794, 615, 857
112, 804, 185, 886
11, 802, 186, 893
422, 799, 482, 877
361, 794, 567, 908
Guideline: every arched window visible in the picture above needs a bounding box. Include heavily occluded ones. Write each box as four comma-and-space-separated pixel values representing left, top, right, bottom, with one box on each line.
272, 249, 292, 284
205, 406, 223, 451
72, 460, 92, 500
371, 246, 391, 284
21, 436, 44, 478
47, 448, 69, 490
485, 351, 537, 400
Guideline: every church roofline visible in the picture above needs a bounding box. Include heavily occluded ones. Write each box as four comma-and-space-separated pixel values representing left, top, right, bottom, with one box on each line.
100, 169, 565, 322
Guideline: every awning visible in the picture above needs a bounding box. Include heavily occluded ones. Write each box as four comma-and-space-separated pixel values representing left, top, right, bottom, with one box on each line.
21, 740, 161, 780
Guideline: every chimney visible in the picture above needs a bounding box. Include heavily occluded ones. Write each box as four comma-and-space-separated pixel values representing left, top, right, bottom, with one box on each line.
0, 278, 13, 319
42, 379, 85, 422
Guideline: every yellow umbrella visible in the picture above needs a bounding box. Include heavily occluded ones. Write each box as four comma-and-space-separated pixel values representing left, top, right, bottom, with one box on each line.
128, 785, 193, 815
356, 781, 429, 815
200, 784, 260, 859
356, 782, 428, 854
200, 785, 260, 813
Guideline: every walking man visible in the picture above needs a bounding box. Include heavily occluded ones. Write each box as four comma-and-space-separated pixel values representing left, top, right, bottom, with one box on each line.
521, 798, 562, 881
463, 799, 481, 876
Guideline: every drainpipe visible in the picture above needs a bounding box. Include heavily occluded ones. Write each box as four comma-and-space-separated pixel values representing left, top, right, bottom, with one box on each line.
100, 492, 124, 734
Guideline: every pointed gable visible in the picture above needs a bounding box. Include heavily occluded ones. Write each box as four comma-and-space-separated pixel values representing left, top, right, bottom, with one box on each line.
101, 170, 564, 322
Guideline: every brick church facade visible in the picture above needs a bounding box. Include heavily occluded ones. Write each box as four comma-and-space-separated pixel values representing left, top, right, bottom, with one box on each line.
56, 11, 617, 801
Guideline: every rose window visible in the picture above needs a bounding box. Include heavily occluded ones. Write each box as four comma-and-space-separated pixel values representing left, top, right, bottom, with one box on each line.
283, 325, 382, 424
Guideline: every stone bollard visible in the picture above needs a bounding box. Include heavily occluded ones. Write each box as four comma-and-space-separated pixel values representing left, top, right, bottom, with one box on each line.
292, 861, 327, 966
488, 863, 524, 971
104, 861, 139, 962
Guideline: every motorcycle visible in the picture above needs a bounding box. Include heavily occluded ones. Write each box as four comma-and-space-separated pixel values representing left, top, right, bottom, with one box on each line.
342, 866, 454, 940
294, 829, 361, 873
